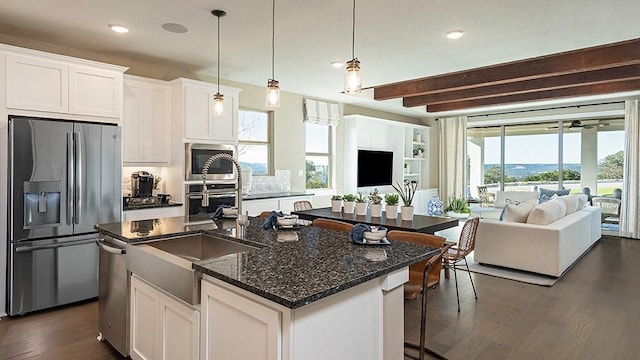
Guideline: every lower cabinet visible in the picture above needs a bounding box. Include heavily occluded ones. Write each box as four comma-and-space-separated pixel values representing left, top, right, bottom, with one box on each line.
243, 196, 313, 216
130, 275, 200, 360
201, 279, 282, 360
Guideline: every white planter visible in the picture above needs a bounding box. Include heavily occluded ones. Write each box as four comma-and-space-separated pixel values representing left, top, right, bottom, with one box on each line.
385, 205, 399, 219
401, 206, 414, 221
343, 201, 355, 214
370, 204, 383, 217
355, 202, 368, 216
331, 200, 343, 212
447, 211, 469, 219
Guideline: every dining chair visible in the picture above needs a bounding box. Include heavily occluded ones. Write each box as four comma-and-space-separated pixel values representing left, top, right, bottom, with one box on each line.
258, 211, 272, 219
293, 200, 313, 225
400, 242, 448, 360
311, 218, 353, 233
442, 216, 480, 312
386, 230, 447, 300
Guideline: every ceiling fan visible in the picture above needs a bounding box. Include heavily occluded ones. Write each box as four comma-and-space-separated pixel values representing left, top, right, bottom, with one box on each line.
546, 120, 600, 130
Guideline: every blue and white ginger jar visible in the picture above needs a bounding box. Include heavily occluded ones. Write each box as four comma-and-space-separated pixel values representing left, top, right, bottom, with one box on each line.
427, 196, 445, 216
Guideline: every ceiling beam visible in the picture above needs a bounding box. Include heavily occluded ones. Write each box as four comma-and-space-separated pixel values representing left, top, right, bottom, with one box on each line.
425, 79, 640, 112
374, 38, 640, 101
403, 64, 640, 107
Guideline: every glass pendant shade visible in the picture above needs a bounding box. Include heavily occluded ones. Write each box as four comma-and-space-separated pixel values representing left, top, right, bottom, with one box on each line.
213, 92, 224, 116
266, 79, 280, 107
345, 58, 362, 94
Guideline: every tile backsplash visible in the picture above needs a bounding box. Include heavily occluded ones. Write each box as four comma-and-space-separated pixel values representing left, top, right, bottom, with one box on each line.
249, 170, 291, 194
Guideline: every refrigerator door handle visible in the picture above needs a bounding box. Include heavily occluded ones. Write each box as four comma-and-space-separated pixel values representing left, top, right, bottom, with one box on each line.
15, 238, 97, 253
74, 132, 82, 225
67, 132, 74, 225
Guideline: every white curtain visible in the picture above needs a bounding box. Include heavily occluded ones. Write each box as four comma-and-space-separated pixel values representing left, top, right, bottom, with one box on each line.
438, 116, 467, 203
620, 99, 640, 239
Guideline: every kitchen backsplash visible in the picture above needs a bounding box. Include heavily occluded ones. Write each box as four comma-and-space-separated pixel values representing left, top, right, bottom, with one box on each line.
249, 170, 291, 194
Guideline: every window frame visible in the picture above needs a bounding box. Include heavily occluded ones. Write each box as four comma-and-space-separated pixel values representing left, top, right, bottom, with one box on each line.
304, 122, 335, 190
238, 108, 274, 176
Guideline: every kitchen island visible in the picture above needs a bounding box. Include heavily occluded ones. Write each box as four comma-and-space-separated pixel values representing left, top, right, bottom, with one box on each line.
96, 215, 439, 360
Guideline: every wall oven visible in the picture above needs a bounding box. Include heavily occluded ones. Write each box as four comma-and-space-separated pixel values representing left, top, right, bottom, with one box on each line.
185, 183, 237, 219
186, 143, 236, 181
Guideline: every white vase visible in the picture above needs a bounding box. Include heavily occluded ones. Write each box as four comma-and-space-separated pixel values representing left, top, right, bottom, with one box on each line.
370, 204, 383, 217
343, 201, 355, 214
401, 206, 414, 221
385, 205, 399, 219
331, 200, 342, 212
355, 202, 368, 216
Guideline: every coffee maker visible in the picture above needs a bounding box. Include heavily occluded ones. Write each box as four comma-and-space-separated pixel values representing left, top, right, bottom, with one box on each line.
131, 171, 154, 198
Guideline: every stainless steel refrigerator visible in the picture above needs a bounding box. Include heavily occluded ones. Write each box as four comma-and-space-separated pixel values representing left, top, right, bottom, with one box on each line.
7, 116, 122, 316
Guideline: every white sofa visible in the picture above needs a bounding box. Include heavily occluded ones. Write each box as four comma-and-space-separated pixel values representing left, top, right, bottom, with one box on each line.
474, 206, 601, 277
471, 191, 539, 220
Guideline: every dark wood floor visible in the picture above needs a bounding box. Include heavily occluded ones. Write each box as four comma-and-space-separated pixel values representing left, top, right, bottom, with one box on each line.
1, 235, 638, 360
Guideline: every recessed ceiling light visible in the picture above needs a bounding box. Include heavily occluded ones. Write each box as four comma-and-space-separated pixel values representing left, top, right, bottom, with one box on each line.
162, 23, 188, 34
331, 61, 344, 68
109, 24, 129, 34
446, 30, 465, 39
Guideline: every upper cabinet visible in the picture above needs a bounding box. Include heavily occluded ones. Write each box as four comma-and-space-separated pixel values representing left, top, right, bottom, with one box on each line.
4, 47, 126, 122
123, 75, 171, 165
170, 78, 241, 143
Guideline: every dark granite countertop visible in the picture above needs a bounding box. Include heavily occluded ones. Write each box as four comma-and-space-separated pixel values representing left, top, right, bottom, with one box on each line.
124, 202, 183, 211
243, 191, 311, 201
95, 215, 438, 309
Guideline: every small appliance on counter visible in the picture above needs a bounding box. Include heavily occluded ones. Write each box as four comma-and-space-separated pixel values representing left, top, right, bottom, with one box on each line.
129, 171, 160, 205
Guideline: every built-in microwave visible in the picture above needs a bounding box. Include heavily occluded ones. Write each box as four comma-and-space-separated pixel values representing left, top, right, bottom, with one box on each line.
185, 143, 236, 181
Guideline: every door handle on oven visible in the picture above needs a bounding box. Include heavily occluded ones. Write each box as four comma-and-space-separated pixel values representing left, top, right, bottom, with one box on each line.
96, 238, 126, 255
15, 238, 97, 253
187, 193, 235, 199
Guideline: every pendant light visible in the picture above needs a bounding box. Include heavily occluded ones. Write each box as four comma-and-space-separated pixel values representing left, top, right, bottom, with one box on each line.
345, 0, 361, 94
212, 9, 226, 116
266, 0, 280, 107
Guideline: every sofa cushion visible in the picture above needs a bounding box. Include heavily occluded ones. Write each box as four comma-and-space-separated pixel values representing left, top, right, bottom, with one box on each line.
502, 199, 537, 223
539, 188, 571, 203
494, 191, 539, 208
527, 201, 562, 225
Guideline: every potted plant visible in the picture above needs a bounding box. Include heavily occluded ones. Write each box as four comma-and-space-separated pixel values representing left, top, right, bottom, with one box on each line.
392, 180, 418, 220
355, 192, 368, 215
384, 193, 400, 219
331, 195, 343, 212
153, 176, 162, 196
342, 194, 356, 214
368, 188, 383, 217
445, 196, 471, 218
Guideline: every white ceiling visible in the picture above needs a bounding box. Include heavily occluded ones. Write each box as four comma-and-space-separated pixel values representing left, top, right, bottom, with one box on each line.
0, 0, 638, 118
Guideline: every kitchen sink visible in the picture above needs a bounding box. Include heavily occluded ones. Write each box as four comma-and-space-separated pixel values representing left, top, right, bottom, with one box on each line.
127, 233, 259, 305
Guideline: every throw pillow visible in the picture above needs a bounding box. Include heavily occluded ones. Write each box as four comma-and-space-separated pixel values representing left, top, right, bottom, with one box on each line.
502, 199, 537, 223
562, 194, 580, 214
499, 198, 523, 221
574, 194, 588, 209
527, 201, 562, 225
539, 188, 571, 203
549, 196, 567, 218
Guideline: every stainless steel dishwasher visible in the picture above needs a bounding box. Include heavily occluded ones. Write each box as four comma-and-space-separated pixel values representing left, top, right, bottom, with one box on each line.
96, 235, 129, 357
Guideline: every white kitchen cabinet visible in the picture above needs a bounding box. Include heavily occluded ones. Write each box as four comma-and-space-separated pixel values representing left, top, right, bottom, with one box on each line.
123, 206, 184, 222
130, 275, 200, 360
170, 78, 240, 143
123, 75, 171, 165
201, 279, 281, 360
243, 196, 313, 216
5, 50, 124, 120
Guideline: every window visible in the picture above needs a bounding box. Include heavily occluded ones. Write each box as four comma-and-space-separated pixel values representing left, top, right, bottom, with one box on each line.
238, 110, 272, 176
305, 122, 332, 189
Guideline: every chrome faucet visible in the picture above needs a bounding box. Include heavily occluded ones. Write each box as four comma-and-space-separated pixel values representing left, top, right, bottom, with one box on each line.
201, 153, 243, 217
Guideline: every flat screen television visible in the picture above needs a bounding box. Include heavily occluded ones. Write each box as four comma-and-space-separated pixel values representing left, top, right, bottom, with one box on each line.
357, 149, 393, 187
